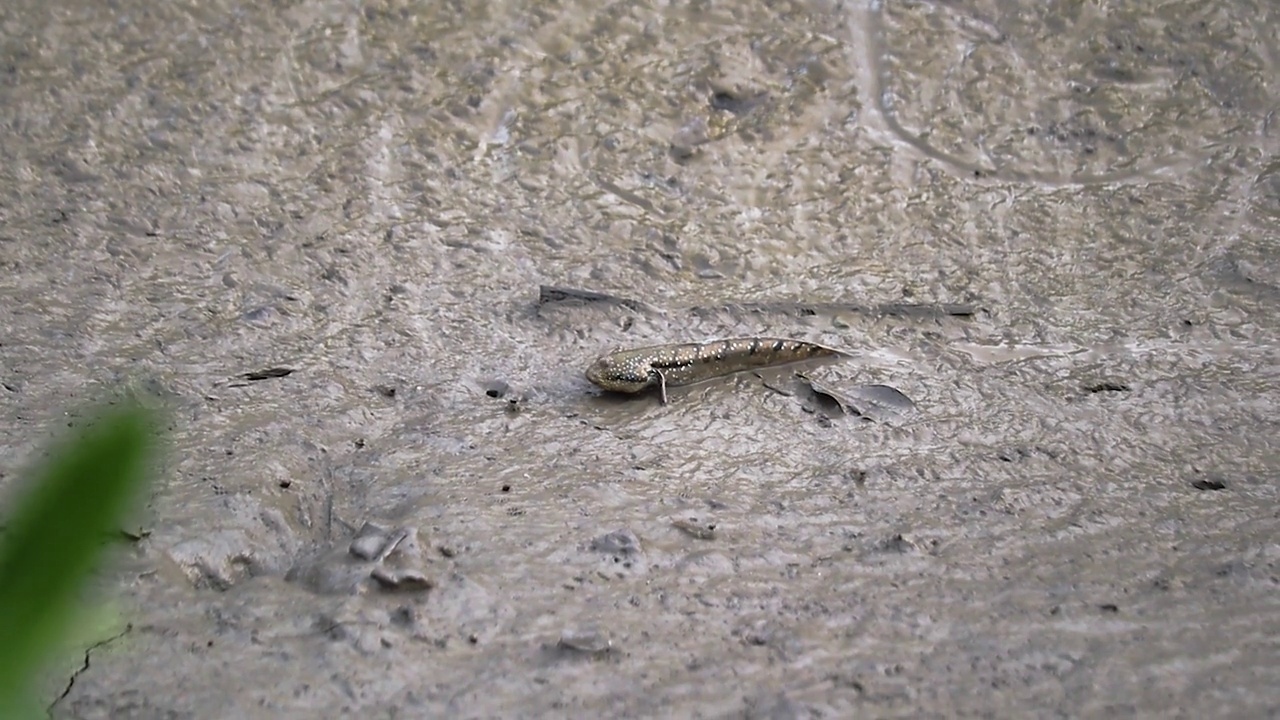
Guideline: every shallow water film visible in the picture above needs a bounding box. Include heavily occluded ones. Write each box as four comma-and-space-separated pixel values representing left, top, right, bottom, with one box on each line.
1, 0, 1277, 716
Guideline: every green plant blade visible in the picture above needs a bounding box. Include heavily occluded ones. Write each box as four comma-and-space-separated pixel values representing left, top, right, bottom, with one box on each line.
0, 403, 156, 714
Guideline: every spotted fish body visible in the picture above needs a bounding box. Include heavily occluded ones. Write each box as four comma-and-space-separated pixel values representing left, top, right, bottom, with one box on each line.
585, 337, 852, 403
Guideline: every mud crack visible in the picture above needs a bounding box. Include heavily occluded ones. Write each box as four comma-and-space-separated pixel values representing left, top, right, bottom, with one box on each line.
48, 623, 133, 713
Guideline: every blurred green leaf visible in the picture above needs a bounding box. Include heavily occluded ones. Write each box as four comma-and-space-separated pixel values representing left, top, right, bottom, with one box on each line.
0, 402, 156, 717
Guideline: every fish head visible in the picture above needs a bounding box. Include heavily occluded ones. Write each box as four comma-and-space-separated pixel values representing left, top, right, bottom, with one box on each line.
584, 353, 655, 394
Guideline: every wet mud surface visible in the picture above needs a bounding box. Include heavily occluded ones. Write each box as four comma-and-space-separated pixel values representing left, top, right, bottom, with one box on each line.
0, 0, 1278, 717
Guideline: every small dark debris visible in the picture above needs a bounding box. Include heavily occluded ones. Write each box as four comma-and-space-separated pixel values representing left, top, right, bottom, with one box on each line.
538, 285, 648, 312
1085, 381, 1131, 393
877, 302, 977, 318
501, 484, 512, 493
599, 295, 976, 320
709, 90, 766, 115
241, 367, 294, 382
1191, 479, 1227, 491
672, 518, 717, 540
374, 384, 397, 398
439, 545, 457, 558
882, 533, 917, 553
1098, 603, 1119, 613
354, 438, 365, 449
390, 605, 416, 627
1214, 562, 1245, 578
484, 380, 509, 398
468, 634, 479, 644
321, 265, 345, 284
278, 479, 292, 489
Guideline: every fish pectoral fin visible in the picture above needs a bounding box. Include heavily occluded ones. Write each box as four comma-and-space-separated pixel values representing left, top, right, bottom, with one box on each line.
653, 369, 669, 405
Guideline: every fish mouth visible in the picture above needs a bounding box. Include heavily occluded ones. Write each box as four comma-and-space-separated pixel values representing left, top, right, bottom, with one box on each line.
584, 358, 609, 385
584, 358, 648, 393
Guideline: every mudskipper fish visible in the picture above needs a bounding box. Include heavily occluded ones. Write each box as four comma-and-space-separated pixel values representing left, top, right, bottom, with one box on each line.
585, 337, 852, 403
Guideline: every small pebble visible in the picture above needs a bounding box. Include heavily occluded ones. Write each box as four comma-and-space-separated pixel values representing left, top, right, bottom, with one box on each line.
370, 567, 433, 592
349, 523, 389, 560
590, 529, 641, 556
558, 626, 612, 654
350, 535, 385, 560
